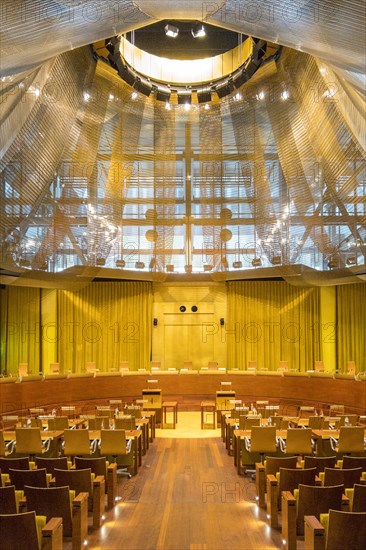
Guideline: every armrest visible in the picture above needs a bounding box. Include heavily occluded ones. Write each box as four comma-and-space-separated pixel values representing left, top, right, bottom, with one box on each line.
42, 517, 62, 534
126, 439, 133, 453
304, 515, 325, 550
329, 435, 338, 451
304, 515, 323, 531
256, 463, 265, 473
282, 490, 296, 504
42, 517, 63, 550
266, 474, 277, 485
73, 492, 89, 506
93, 475, 105, 486
277, 437, 286, 452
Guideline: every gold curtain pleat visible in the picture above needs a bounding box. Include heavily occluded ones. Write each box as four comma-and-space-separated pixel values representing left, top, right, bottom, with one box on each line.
336, 283, 366, 372
227, 281, 321, 371
0, 286, 41, 374
57, 281, 152, 372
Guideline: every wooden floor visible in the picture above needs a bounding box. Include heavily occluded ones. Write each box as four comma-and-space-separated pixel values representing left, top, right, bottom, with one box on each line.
65, 436, 287, 550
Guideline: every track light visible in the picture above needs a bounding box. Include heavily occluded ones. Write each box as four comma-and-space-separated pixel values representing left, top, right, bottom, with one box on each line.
252, 258, 262, 267
135, 261, 145, 269
191, 23, 206, 38
178, 91, 192, 105
116, 259, 125, 268
197, 88, 212, 104
232, 261, 242, 269
165, 23, 179, 38
96, 258, 106, 266
133, 77, 152, 97
155, 86, 171, 103
327, 258, 339, 269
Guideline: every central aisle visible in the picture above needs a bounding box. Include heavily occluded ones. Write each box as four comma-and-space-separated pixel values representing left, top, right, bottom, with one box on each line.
75, 428, 286, 550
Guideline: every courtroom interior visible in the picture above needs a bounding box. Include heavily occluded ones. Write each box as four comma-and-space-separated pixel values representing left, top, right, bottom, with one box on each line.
0, 1, 365, 549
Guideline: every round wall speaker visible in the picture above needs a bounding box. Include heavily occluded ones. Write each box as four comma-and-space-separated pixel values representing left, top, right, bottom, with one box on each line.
191, 306, 198, 312
179, 305, 186, 312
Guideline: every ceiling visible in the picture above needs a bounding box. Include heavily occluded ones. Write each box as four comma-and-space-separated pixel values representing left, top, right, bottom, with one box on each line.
0, 1, 365, 288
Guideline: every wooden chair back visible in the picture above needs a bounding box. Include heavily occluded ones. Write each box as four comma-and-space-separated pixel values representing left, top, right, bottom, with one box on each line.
308, 416, 323, 429
351, 484, 366, 512
25, 485, 73, 537
89, 416, 110, 430
325, 510, 366, 550
15, 428, 43, 455
29, 408, 44, 416
0, 510, 40, 550
250, 426, 277, 454
96, 406, 114, 418
63, 429, 91, 456
285, 428, 313, 455
303, 455, 337, 475
115, 416, 136, 430
323, 467, 362, 488
54, 467, 92, 497
342, 456, 366, 470
75, 457, 107, 480
125, 406, 142, 419
0, 485, 18, 514
337, 414, 359, 427
61, 406, 76, 417
296, 484, 343, 536
0, 457, 30, 473
265, 456, 297, 476
30, 418, 43, 429
338, 426, 365, 453
100, 429, 128, 456
279, 467, 317, 495
242, 416, 261, 430
35, 456, 69, 475
47, 416, 69, 430
9, 468, 48, 490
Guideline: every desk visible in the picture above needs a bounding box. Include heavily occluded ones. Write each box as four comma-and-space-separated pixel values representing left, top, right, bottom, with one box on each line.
162, 402, 178, 429
143, 411, 156, 442
201, 401, 216, 429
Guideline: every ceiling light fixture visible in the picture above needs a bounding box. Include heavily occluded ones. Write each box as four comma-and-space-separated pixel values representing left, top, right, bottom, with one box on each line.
191, 23, 206, 38
252, 258, 262, 267
165, 23, 179, 38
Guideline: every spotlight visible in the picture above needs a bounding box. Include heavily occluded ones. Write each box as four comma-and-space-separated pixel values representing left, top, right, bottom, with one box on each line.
203, 264, 213, 272
135, 261, 145, 269
178, 91, 192, 105
271, 256, 282, 265
116, 259, 125, 268
252, 258, 262, 267
233, 69, 249, 88
346, 257, 357, 266
133, 77, 152, 97
215, 80, 235, 99
197, 87, 212, 104
96, 258, 106, 266
191, 23, 206, 38
19, 258, 31, 268
166, 264, 174, 272
232, 261, 242, 269
184, 265, 192, 273
165, 24, 179, 38
155, 86, 171, 103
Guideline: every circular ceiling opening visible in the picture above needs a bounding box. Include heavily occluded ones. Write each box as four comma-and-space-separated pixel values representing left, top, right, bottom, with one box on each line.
126, 20, 246, 60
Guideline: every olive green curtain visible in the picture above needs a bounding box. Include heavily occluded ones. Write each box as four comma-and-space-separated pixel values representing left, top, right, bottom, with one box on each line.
57, 281, 152, 372
227, 281, 321, 371
0, 286, 41, 374
336, 283, 366, 372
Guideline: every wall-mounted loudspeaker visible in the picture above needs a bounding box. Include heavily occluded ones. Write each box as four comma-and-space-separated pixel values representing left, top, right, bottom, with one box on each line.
220, 318, 225, 326
153, 318, 158, 326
